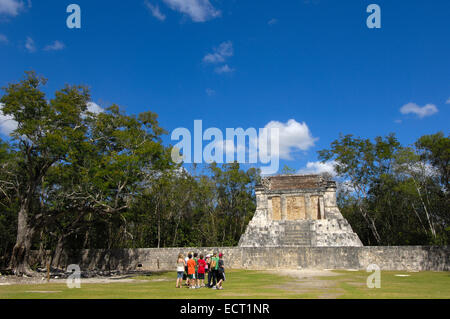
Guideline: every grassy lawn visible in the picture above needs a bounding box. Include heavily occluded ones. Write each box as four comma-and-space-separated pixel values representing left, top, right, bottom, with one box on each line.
323, 270, 450, 299
0, 269, 448, 299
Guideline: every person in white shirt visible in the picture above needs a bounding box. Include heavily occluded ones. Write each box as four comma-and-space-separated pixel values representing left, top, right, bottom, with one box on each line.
176, 253, 186, 288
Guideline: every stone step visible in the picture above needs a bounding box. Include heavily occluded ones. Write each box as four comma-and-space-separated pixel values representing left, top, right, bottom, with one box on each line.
284, 232, 311, 235
284, 233, 312, 238
282, 228, 312, 245
282, 237, 311, 241
284, 231, 311, 235
284, 237, 311, 242
284, 227, 311, 231
284, 236, 311, 240
281, 242, 311, 246
285, 223, 311, 228
283, 242, 311, 246
283, 235, 311, 240
285, 228, 311, 232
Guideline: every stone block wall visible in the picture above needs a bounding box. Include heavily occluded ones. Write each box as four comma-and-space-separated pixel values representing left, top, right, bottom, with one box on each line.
266, 175, 324, 190
38, 246, 449, 272
313, 219, 363, 247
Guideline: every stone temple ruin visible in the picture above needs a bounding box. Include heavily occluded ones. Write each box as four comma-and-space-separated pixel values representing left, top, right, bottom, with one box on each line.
239, 174, 363, 247
42, 175, 449, 272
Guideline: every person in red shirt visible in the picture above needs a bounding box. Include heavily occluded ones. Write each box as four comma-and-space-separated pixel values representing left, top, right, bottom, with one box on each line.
197, 254, 207, 287
187, 254, 197, 289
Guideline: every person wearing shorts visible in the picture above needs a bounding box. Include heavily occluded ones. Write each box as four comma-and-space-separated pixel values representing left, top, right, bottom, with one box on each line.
176, 253, 185, 288
210, 252, 219, 289
193, 252, 199, 288
187, 254, 197, 289
216, 253, 225, 290
197, 254, 206, 287
184, 253, 190, 286
205, 254, 212, 288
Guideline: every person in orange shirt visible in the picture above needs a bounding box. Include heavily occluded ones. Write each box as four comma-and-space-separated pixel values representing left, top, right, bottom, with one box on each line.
187, 254, 197, 289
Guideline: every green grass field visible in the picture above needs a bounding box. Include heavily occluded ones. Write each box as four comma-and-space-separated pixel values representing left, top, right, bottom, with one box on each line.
0, 269, 449, 299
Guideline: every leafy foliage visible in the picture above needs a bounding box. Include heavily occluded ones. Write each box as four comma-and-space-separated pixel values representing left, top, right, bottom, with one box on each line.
0, 72, 259, 271
319, 133, 449, 245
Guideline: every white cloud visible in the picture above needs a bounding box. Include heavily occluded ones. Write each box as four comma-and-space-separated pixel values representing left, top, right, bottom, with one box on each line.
199, 119, 316, 165
0, 0, 24, 17
0, 103, 18, 136
260, 119, 317, 160
144, 1, 166, 21
446, 98, 450, 104
298, 161, 336, 176
86, 102, 104, 114
400, 102, 438, 118
203, 41, 235, 74
338, 180, 356, 194
0, 34, 8, 43
204, 53, 225, 64
205, 137, 249, 164
43, 40, 65, 51
214, 64, 234, 74
203, 41, 233, 64
25, 36, 35, 52
205, 88, 215, 96
268, 18, 277, 25
162, 0, 220, 22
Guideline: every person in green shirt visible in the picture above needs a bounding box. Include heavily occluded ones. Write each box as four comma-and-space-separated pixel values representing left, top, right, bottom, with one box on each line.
210, 252, 220, 288
216, 252, 225, 290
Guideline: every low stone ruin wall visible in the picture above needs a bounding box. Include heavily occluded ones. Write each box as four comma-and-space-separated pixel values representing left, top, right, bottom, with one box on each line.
33, 246, 449, 272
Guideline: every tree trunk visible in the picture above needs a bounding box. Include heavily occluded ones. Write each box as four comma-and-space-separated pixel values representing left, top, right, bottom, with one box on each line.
172, 214, 181, 247
51, 235, 65, 269
358, 205, 382, 244
412, 177, 436, 238
157, 218, 161, 248
36, 230, 46, 266
9, 203, 34, 276
83, 229, 90, 249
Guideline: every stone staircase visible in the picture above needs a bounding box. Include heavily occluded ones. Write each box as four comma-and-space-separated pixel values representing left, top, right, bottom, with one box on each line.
280, 221, 312, 246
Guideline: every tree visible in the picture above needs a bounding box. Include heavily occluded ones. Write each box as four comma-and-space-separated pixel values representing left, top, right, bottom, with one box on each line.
45, 104, 174, 265
280, 165, 296, 175
0, 139, 18, 267
320, 133, 449, 246
415, 132, 450, 192
318, 134, 401, 244
0, 71, 90, 275
209, 162, 259, 246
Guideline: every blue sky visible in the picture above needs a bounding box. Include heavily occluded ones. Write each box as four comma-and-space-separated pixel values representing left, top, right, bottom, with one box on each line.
0, 0, 449, 174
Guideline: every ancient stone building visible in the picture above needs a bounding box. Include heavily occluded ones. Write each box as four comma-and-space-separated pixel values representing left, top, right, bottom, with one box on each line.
36, 173, 450, 271
238, 174, 363, 247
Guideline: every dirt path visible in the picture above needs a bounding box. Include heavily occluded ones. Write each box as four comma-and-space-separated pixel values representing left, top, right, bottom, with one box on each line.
277, 269, 340, 279
271, 269, 345, 298
0, 275, 146, 285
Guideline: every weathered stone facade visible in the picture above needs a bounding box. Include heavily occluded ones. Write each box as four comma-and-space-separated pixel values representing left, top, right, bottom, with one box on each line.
35, 246, 449, 272
238, 175, 363, 247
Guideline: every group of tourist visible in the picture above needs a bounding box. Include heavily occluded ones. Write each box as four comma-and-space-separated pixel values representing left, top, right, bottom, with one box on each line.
176, 252, 225, 290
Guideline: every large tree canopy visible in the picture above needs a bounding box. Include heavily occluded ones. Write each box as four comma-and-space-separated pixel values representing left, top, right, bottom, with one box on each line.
319, 133, 449, 246
0, 72, 260, 274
